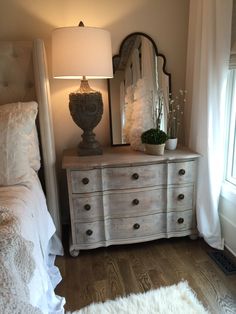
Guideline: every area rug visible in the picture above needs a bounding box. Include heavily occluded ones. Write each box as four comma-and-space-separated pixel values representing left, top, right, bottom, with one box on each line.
66, 281, 209, 314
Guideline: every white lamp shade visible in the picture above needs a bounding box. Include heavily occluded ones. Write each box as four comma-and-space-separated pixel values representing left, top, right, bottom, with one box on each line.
52, 25, 113, 79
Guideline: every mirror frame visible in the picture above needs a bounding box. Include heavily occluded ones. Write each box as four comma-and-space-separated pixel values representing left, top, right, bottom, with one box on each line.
108, 32, 172, 146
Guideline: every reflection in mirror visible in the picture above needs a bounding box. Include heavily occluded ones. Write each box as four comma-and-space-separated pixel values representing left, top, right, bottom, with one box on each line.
108, 33, 171, 147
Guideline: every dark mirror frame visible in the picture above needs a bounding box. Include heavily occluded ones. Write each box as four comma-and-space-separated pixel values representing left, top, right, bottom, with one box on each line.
108, 32, 172, 146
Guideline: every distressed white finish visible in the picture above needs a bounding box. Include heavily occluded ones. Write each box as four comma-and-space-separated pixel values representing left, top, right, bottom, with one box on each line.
0, 40, 61, 238
62, 146, 199, 255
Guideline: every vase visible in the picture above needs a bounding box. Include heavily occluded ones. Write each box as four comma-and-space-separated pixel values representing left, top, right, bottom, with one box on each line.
144, 143, 165, 155
165, 138, 178, 150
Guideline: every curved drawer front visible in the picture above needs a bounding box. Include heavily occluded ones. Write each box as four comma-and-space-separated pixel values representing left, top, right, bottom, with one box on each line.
74, 221, 105, 244
102, 163, 167, 190
167, 185, 194, 211
104, 188, 166, 217
168, 161, 197, 185
72, 195, 104, 220
70, 169, 102, 193
106, 213, 166, 240
167, 210, 193, 232
72, 185, 194, 221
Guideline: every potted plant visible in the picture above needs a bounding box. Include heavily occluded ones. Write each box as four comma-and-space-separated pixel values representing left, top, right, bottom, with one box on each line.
141, 128, 169, 155
166, 89, 187, 150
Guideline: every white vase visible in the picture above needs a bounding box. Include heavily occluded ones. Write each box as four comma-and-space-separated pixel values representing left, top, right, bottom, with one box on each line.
144, 143, 165, 155
165, 138, 178, 150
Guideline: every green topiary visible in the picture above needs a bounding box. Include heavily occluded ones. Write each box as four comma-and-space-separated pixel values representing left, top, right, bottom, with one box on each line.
141, 128, 169, 145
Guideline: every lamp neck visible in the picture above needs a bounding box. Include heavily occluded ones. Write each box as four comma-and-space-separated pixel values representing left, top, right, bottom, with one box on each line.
77, 77, 95, 93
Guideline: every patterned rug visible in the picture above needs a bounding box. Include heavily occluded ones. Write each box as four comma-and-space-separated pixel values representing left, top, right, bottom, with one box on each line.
66, 281, 209, 314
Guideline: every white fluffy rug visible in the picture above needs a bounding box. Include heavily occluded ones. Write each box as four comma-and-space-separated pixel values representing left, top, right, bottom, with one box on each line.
66, 281, 209, 314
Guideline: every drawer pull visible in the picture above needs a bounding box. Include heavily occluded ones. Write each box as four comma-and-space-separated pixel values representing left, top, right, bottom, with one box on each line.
133, 223, 140, 230
86, 229, 93, 236
82, 177, 89, 185
84, 204, 91, 211
132, 199, 139, 205
178, 169, 185, 176
177, 218, 184, 224
178, 194, 185, 200
132, 173, 139, 180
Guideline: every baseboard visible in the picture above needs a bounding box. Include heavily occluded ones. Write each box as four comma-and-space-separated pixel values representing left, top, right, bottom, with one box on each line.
220, 213, 236, 257
225, 244, 236, 258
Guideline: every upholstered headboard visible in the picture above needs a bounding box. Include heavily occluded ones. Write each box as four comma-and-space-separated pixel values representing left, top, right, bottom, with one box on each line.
0, 39, 61, 238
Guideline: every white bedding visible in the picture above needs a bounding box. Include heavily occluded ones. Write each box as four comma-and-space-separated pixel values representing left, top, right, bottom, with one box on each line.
0, 173, 65, 314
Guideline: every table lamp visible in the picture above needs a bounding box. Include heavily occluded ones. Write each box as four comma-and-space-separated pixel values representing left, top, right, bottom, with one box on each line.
52, 22, 113, 156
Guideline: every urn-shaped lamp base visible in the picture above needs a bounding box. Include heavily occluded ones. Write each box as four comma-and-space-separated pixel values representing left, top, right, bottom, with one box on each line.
69, 80, 103, 156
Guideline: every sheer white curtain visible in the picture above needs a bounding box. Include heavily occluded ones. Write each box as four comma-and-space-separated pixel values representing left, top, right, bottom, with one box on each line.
185, 0, 233, 249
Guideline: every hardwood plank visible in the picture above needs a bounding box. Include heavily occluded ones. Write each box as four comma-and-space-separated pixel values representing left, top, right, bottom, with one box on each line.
103, 252, 125, 299
91, 250, 107, 282
117, 258, 140, 295
128, 249, 154, 292
93, 279, 108, 303
55, 237, 236, 313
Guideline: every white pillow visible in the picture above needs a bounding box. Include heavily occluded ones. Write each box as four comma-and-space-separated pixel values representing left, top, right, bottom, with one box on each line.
0, 101, 38, 186
28, 126, 41, 171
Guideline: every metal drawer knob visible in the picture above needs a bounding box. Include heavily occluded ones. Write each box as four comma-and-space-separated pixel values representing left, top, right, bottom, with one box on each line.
132, 199, 139, 205
178, 194, 185, 200
177, 218, 184, 224
86, 229, 93, 236
133, 223, 140, 230
84, 204, 91, 211
178, 169, 185, 176
82, 177, 89, 185
132, 173, 139, 180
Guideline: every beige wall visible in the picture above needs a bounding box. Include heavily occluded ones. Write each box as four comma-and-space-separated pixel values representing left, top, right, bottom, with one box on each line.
0, 0, 190, 220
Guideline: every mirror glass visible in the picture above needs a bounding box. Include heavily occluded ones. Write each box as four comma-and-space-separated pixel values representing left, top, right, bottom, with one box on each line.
108, 32, 171, 146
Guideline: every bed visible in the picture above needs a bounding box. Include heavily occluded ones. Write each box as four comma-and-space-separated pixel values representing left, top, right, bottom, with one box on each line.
0, 40, 65, 313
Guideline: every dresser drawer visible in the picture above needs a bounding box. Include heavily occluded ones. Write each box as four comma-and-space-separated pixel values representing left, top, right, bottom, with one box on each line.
167, 186, 194, 211
74, 221, 105, 244
72, 194, 104, 220
167, 210, 193, 233
168, 161, 197, 184
102, 163, 167, 190
70, 169, 102, 193
104, 187, 166, 218
106, 213, 166, 240
72, 188, 166, 221
72, 185, 194, 221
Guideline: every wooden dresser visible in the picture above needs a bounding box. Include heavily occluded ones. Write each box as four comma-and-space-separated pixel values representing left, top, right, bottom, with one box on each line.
62, 146, 199, 256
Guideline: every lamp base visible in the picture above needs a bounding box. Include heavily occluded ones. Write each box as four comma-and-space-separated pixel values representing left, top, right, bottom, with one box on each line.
78, 147, 102, 156
78, 130, 102, 156
69, 81, 103, 156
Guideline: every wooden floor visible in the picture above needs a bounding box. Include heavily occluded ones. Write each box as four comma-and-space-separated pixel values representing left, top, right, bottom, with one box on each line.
56, 234, 236, 313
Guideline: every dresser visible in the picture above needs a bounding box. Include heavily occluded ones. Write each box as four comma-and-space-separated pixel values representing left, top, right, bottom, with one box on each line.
62, 146, 199, 256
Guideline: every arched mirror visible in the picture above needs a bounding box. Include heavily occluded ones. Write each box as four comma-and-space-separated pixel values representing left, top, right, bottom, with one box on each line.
108, 32, 171, 146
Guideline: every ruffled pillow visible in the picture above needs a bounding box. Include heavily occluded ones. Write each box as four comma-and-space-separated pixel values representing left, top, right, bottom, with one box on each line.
0, 101, 38, 186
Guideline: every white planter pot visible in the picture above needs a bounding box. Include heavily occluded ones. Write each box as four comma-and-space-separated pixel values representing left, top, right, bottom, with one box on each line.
165, 138, 178, 150
144, 143, 165, 155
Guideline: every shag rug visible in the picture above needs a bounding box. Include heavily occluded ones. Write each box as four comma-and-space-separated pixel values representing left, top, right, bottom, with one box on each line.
66, 281, 209, 314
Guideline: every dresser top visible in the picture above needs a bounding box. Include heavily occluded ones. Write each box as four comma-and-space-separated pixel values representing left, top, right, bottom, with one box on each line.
62, 146, 200, 170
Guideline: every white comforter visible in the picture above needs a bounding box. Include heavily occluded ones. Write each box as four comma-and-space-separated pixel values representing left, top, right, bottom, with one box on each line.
0, 174, 65, 314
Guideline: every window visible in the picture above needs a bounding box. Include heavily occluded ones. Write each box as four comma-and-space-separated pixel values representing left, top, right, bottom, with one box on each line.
225, 69, 236, 186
